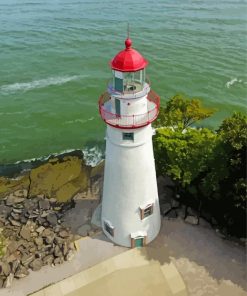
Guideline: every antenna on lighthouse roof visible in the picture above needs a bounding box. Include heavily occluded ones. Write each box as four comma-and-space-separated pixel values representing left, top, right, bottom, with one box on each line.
125, 23, 132, 49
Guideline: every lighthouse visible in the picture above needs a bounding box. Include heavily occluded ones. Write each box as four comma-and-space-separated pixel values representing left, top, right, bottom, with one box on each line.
98, 37, 161, 248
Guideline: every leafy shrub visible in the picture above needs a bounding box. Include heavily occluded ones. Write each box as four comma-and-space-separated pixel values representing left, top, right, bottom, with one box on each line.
153, 96, 247, 237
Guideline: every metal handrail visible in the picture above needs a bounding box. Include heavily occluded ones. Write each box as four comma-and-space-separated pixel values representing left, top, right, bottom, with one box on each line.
98, 90, 160, 129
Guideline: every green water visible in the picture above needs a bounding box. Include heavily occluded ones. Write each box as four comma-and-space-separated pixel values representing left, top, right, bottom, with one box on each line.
0, 0, 246, 164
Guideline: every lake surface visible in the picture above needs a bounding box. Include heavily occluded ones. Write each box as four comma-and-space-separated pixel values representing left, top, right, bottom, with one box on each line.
0, 0, 246, 164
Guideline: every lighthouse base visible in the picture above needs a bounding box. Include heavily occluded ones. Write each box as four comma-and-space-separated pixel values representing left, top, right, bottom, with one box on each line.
101, 125, 161, 248
102, 218, 161, 248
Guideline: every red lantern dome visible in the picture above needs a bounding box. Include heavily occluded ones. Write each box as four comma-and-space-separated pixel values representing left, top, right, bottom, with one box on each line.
110, 38, 148, 72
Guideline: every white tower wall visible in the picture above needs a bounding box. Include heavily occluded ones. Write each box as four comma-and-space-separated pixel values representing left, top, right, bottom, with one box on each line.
110, 94, 148, 116
101, 124, 161, 247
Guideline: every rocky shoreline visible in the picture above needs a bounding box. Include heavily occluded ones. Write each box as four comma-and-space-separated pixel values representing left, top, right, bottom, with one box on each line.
0, 192, 76, 288
0, 191, 103, 289
0, 151, 103, 289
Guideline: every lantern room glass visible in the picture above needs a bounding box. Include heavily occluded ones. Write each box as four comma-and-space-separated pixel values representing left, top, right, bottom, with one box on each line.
113, 69, 145, 93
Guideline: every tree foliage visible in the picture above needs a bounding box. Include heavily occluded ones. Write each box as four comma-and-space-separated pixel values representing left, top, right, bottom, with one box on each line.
218, 112, 247, 150
153, 96, 247, 237
154, 94, 214, 130
154, 127, 217, 187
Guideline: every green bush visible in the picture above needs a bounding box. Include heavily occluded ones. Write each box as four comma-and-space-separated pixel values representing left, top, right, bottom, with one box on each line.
153, 95, 247, 237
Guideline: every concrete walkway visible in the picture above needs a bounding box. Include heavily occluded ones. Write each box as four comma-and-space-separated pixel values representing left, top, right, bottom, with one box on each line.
0, 233, 126, 296
149, 218, 247, 296
30, 248, 187, 296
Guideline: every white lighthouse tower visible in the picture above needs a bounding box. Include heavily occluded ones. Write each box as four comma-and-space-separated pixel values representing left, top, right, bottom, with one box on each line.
99, 37, 161, 248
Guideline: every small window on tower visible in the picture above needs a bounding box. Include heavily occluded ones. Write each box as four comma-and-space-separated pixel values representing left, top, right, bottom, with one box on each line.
140, 204, 154, 220
122, 132, 134, 141
104, 221, 114, 237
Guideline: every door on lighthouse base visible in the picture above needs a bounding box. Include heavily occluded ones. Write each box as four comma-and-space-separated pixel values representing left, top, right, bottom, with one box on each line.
135, 237, 144, 248
131, 233, 147, 248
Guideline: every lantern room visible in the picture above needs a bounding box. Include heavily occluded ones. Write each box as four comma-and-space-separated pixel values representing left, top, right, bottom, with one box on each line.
110, 38, 148, 93
99, 37, 160, 129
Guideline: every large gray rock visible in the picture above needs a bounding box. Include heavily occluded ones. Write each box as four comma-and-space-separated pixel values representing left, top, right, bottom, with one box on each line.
36, 216, 46, 225
10, 212, 20, 221
157, 175, 175, 195
41, 244, 52, 252
0, 205, 12, 221
12, 208, 22, 214
26, 220, 37, 230
6, 194, 25, 206
3, 273, 14, 288
62, 243, 68, 256
65, 250, 74, 262
36, 226, 45, 234
54, 245, 62, 258
0, 262, 11, 276
77, 224, 91, 237
14, 265, 29, 278
17, 239, 29, 251
6, 254, 17, 263
61, 201, 95, 232
34, 237, 43, 246
29, 259, 42, 271
185, 215, 199, 225
7, 241, 19, 254
13, 189, 28, 198
38, 199, 50, 211
12, 203, 23, 209
159, 187, 174, 202
42, 255, 54, 265
20, 226, 31, 241
21, 254, 35, 267
54, 236, 65, 245
10, 260, 20, 274
9, 218, 21, 227
46, 213, 58, 226
23, 199, 37, 212
45, 234, 55, 245
53, 257, 64, 265
42, 228, 54, 238
59, 230, 70, 238
20, 216, 28, 224
160, 203, 172, 216
53, 225, 61, 233
166, 209, 177, 219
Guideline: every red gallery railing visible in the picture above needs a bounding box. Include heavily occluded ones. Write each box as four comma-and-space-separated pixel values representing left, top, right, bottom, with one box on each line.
98, 90, 160, 129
